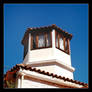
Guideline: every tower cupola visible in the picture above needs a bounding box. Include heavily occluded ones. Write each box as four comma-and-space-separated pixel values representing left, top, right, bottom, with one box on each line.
21, 24, 75, 79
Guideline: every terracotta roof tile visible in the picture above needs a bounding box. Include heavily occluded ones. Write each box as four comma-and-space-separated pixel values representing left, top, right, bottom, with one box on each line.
45, 72, 50, 75
41, 70, 46, 74
52, 74, 57, 77
22, 24, 73, 44
58, 76, 62, 79
32, 67, 36, 71
62, 77, 66, 80
36, 69, 41, 73
4, 64, 88, 88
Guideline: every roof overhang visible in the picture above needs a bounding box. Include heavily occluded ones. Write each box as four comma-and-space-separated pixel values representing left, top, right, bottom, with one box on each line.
17, 69, 84, 88
21, 24, 73, 45
4, 64, 88, 88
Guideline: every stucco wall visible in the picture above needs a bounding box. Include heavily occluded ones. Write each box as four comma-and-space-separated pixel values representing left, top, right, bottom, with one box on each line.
54, 65, 73, 79
23, 47, 74, 79
29, 48, 54, 62
31, 64, 73, 79
16, 69, 83, 88
54, 48, 72, 66
32, 64, 55, 74
22, 79, 58, 88
23, 48, 71, 66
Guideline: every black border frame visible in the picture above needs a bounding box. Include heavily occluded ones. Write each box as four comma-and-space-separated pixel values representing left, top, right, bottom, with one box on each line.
0, 0, 91, 91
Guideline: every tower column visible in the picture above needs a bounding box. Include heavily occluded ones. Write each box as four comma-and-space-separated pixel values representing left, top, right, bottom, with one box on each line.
17, 76, 21, 88
28, 33, 31, 52
20, 74, 24, 88
52, 29, 55, 48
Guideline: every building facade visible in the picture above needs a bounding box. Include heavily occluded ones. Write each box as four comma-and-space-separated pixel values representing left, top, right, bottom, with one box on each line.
4, 24, 88, 88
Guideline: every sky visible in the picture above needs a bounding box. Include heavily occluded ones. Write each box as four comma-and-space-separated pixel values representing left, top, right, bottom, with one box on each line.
4, 4, 88, 84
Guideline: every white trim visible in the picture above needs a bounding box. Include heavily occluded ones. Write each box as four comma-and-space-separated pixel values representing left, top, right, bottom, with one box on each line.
20, 75, 24, 88
18, 70, 83, 88
26, 59, 75, 72
17, 77, 21, 88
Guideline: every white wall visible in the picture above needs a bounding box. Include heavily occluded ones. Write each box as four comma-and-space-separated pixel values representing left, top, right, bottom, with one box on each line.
22, 79, 58, 88
23, 48, 72, 66
17, 70, 83, 88
54, 65, 73, 79
22, 29, 74, 80
31, 64, 73, 79
32, 64, 56, 74
54, 48, 72, 66
23, 48, 54, 64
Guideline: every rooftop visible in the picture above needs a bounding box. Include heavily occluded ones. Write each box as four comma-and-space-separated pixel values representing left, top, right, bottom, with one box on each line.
4, 63, 88, 88
22, 24, 73, 45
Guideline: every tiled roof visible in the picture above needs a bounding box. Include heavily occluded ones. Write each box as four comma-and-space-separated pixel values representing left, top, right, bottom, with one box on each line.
4, 64, 88, 88
21, 24, 72, 44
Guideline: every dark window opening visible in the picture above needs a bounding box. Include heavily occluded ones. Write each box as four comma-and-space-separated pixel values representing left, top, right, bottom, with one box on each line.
23, 39, 28, 58
46, 32, 51, 47
55, 31, 70, 54
31, 31, 52, 50
56, 33, 58, 48
38, 34, 45, 48
33, 35, 37, 49
65, 39, 69, 53
59, 35, 64, 50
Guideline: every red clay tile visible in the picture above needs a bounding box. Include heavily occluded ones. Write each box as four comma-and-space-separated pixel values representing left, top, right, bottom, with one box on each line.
4, 64, 88, 87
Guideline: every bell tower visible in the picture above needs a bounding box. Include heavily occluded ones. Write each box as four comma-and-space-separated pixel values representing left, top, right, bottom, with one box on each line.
21, 24, 75, 79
